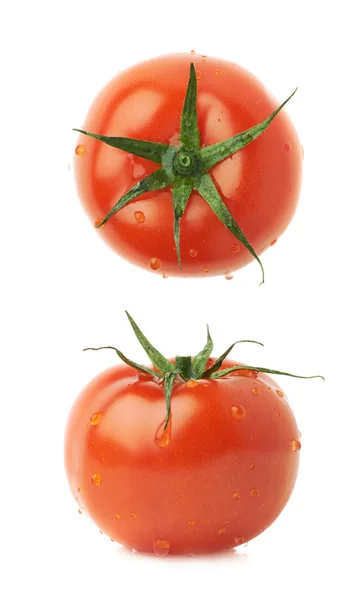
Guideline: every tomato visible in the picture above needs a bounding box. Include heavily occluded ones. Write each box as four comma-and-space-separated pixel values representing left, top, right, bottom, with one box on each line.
73, 52, 302, 280
64, 358, 301, 555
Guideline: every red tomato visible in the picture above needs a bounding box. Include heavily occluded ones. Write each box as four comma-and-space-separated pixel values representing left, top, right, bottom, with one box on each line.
74, 53, 302, 278
64, 358, 300, 555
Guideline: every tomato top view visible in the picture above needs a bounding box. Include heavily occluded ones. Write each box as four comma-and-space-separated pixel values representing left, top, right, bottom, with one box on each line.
73, 53, 302, 281
64, 313, 323, 555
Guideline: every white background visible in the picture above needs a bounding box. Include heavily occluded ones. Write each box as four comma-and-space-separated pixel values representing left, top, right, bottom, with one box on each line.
1, 0, 363, 598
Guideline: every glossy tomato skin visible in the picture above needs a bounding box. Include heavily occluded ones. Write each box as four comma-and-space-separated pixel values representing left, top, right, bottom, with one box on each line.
64, 359, 300, 555
74, 53, 302, 278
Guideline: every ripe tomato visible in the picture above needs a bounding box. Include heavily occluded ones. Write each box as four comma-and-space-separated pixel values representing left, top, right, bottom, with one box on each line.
64, 358, 301, 555
73, 53, 302, 279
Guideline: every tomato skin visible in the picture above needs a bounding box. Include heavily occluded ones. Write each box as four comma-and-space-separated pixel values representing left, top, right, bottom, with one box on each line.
74, 53, 302, 277
64, 359, 300, 554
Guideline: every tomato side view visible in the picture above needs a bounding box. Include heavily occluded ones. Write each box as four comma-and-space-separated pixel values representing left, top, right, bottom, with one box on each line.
64, 313, 323, 556
73, 53, 302, 281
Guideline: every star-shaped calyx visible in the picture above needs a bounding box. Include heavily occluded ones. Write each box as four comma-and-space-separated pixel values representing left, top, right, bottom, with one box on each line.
84, 312, 324, 435
74, 65, 297, 284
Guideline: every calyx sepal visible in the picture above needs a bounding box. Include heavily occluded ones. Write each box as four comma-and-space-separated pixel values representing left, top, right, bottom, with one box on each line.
84, 312, 324, 432
74, 64, 297, 284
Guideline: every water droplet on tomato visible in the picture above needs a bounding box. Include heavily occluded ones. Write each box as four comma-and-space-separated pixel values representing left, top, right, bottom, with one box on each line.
188, 520, 195, 527
292, 439, 301, 452
78, 508, 83, 515
149, 257, 162, 271
249, 488, 259, 498
155, 417, 172, 447
249, 463, 256, 470
276, 389, 284, 398
115, 514, 121, 520
196, 70, 202, 80
225, 274, 234, 280
75, 144, 85, 156
270, 238, 277, 246
204, 267, 209, 273
91, 473, 101, 486
153, 539, 171, 557
94, 219, 105, 229
186, 380, 199, 388
130, 512, 137, 520
231, 405, 246, 420
77, 486, 83, 493
90, 411, 102, 425
232, 491, 240, 500
251, 387, 260, 396
232, 243, 240, 253
134, 210, 145, 223
284, 143, 292, 152
250, 435, 256, 441
216, 70, 222, 76
218, 527, 226, 535
276, 412, 281, 418
189, 248, 198, 257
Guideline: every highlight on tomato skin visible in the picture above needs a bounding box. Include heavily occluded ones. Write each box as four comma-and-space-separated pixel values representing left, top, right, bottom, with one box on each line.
73, 52, 302, 281
64, 314, 323, 556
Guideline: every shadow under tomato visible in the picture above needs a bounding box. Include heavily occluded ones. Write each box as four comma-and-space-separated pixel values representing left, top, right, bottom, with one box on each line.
115, 545, 248, 563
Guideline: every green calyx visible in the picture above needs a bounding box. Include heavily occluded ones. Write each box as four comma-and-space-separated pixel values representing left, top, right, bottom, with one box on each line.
74, 64, 298, 284
84, 312, 324, 431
